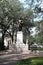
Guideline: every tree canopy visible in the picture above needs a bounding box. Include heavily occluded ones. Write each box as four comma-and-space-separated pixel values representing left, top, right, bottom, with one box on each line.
0, 0, 35, 49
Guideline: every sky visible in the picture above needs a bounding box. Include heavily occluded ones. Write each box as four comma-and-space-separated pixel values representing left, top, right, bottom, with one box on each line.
19, 0, 25, 3
19, 0, 43, 8
30, 27, 37, 36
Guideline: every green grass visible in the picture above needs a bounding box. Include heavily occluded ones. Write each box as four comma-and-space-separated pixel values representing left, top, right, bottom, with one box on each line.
38, 48, 43, 51
16, 57, 43, 65
31, 48, 43, 51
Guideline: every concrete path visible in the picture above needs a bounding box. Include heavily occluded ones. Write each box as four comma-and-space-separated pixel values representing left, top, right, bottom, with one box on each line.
0, 50, 43, 65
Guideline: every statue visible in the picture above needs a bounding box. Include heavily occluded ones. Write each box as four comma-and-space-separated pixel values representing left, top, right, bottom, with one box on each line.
17, 19, 23, 31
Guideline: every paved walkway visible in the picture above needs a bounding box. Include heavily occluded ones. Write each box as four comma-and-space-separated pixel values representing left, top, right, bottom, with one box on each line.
0, 50, 43, 65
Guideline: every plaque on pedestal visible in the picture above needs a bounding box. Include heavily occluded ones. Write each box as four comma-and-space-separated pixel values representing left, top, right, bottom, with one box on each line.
17, 31, 23, 43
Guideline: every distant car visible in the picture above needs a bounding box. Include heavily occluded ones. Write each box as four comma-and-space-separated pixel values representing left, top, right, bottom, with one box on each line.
39, 45, 43, 48
30, 43, 38, 51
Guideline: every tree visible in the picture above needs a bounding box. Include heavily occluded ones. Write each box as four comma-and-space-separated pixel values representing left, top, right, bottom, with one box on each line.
0, 0, 35, 49
0, 0, 24, 49
25, 0, 43, 21
34, 21, 43, 45
24, 0, 43, 45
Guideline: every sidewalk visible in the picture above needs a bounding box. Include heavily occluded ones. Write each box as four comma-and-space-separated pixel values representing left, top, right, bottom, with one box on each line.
0, 50, 13, 55
0, 50, 43, 59
0, 50, 43, 65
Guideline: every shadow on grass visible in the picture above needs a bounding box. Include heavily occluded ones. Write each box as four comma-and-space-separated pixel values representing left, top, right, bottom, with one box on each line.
16, 59, 31, 65
16, 57, 43, 65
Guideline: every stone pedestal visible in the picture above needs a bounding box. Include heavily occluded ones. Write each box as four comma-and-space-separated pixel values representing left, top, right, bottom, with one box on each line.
16, 31, 30, 54
17, 31, 23, 43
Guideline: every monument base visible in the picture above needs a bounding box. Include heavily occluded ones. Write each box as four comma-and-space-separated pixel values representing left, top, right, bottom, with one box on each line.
16, 31, 29, 54
16, 31, 23, 43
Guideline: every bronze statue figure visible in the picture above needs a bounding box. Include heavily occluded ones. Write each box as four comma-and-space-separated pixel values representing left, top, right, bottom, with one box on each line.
17, 19, 23, 31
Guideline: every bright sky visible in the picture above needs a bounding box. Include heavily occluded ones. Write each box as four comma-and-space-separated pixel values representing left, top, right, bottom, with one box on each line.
19, 0, 25, 3
30, 27, 36, 36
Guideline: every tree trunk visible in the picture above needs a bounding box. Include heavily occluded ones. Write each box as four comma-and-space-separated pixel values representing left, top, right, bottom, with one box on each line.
12, 22, 14, 43
1, 33, 5, 50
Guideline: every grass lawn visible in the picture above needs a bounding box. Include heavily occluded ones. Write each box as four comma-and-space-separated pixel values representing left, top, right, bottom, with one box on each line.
38, 48, 43, 51
16, 57, 43, 65
31, 47, 43, 51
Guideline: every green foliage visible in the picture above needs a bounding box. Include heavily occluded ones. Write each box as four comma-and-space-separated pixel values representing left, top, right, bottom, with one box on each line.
0, 0, 35, 49
0, 0, 23, 23
38, 48, 43, 51
0, 0, 34, 31
23, 9, 34, 27
28, 36, 35, 43
34, 21, 43, 44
